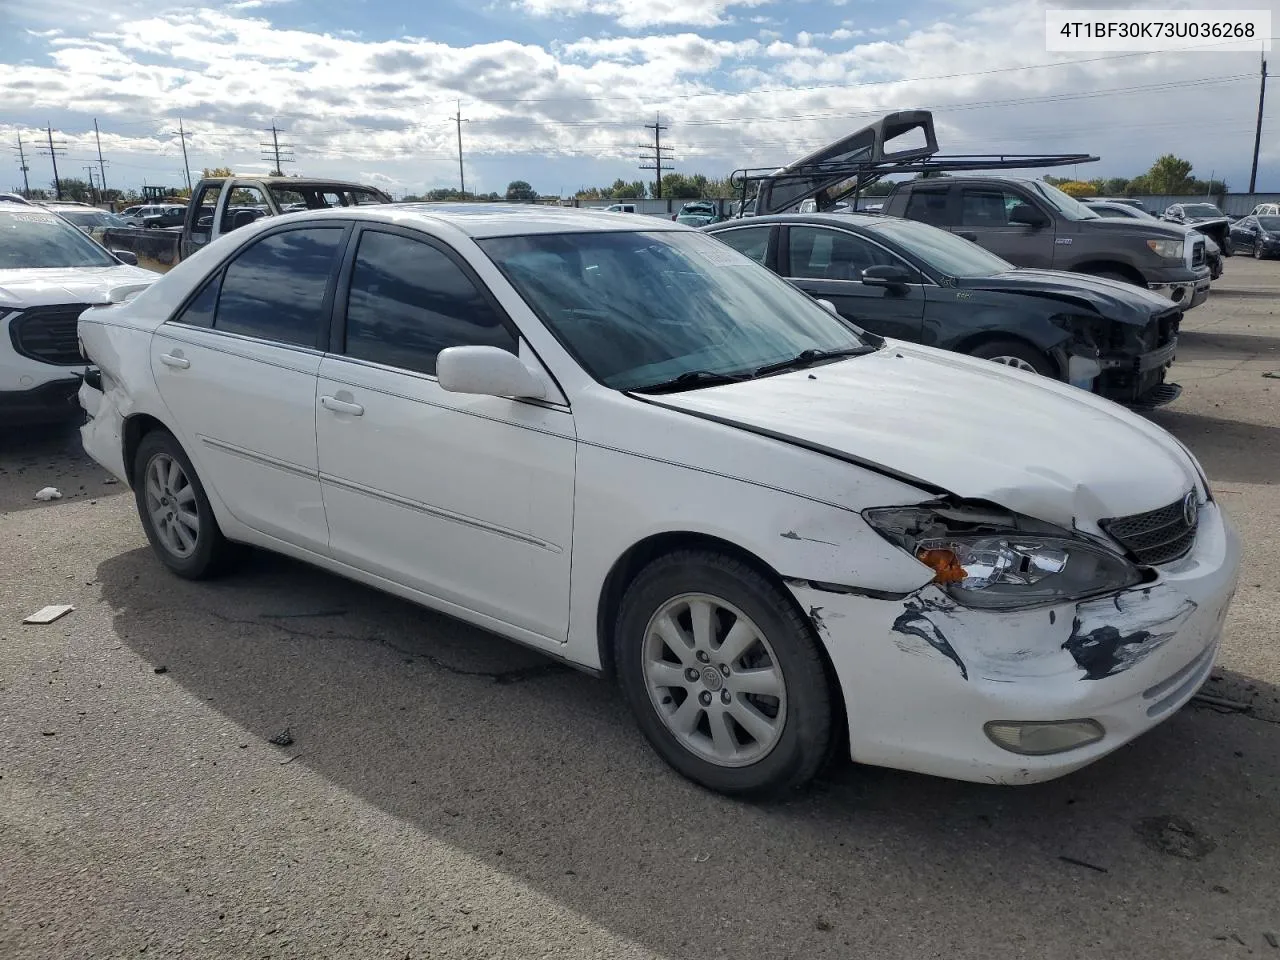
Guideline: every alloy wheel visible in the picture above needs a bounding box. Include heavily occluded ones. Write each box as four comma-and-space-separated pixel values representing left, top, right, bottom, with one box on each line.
143, 453, 200, 559
641, 593, 787, 767
987, 355, 1038, 373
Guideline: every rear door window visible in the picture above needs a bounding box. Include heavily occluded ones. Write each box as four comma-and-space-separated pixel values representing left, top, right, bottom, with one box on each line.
712, 226, 771, 265
212, 227, 345, 347
903, 188, 951, 226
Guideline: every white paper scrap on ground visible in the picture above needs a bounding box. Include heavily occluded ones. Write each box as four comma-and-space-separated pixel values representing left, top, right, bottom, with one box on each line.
24, 605, 75, 625
33, 487, 62, 501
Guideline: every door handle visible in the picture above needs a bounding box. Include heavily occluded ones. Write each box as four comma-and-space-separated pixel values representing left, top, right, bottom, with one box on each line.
321, 395, 364, 416
958, 231, 977, 241
159, 353, 190, 369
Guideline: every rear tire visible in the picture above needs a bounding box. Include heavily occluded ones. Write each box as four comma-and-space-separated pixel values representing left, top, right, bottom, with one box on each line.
967, 339, 1056, 378
614, 550, 833, 798
1255, 244, 1265, 260
133, 429, 239, 580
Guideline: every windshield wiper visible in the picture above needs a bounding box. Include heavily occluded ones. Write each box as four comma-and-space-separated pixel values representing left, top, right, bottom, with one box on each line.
631, 369, 751, 394
752, 345, 877, 377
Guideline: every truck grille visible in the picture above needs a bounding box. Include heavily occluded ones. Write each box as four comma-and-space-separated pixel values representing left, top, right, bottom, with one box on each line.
1101, 494, 1198, 566
1191, 239, 1206, 268
7, 304, 88, 366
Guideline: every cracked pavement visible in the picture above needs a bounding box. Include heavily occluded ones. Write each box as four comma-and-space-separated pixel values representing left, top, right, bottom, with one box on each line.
1, 259, 1278, 959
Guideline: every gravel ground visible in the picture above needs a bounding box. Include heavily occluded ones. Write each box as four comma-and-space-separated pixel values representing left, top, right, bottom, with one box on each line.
2, 258, 1278, 960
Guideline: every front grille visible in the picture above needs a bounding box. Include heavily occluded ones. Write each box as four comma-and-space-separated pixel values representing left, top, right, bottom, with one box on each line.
8, 304, 89, 366
1101, 494, 1197, 566
1191, 239, 1206, 267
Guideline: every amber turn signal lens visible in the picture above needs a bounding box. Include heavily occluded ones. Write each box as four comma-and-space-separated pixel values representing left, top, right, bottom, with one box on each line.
917, 547, 967, 584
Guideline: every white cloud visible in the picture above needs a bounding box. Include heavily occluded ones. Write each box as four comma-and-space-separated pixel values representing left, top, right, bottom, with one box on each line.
515, 0, 771, 29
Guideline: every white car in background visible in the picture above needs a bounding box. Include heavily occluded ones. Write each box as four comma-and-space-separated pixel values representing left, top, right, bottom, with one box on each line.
77, 205, 1239, 796
0, 198, 155, 423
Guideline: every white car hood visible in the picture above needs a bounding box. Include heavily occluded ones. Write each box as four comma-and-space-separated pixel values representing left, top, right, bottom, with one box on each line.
648, 342, 1200, 530
0, 265, 158, 309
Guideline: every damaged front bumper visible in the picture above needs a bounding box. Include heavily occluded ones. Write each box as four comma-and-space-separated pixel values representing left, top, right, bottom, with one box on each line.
788, 501, 1240, 785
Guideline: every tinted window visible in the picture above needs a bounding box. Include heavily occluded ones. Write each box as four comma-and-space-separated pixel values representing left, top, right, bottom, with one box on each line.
788, 226, 910, 281
903, 188, 950, 226
713, 226, 770, 264
343, 230, 516, 376
222, 185, 270, 233
1258, 217, 1280, 230
960, 187, 1028, 227
173, 275, 220, 328
215, 228, 343, 347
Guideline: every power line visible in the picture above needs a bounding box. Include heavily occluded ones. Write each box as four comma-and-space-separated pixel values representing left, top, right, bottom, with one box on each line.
172, 119, 192, 193
639, 113, 672, 198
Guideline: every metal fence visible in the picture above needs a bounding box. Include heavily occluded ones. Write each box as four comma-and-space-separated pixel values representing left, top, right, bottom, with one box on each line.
1085, 193, 1280, 216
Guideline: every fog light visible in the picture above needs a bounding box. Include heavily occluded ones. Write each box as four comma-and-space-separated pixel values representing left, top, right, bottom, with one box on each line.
984, 719, 1105, 756
1171, 287, 1185, 302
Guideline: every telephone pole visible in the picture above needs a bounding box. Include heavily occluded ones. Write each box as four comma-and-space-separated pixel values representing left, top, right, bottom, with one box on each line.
450, 100, 469, 196
1249, 55, 1268, 193
639, 113, 672, 199
259, 121, 295, 176
38, 125, 68, 200
93, 118, 109, 196
172, 119, 192, 193
83, 166, 99, 203
14, 132, 31, 197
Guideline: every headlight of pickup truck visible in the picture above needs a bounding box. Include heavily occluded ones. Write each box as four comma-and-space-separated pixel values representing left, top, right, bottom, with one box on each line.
1146, 239, 1184, 259
864, 503, 1143, 609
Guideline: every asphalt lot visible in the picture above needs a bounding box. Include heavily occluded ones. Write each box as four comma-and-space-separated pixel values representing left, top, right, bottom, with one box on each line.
2, 259, 1278, 960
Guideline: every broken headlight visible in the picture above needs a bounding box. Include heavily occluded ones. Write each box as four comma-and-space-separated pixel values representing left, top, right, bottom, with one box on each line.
863, 503, 1143, 609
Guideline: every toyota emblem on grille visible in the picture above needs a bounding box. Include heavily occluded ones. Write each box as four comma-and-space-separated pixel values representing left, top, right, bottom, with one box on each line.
1182, 491, 1198, 528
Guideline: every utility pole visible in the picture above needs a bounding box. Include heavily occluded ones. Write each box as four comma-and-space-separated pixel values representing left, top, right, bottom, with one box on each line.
14, 132, 31, 197
39, 125, 67, 200
83, 166, 99, 204
639, 113, 672, 199
172, 119, 192, 193
1249, 54, 1268, 193
259, 121, 295, 176
450, 100, 469, 197
93, 118, 109, 197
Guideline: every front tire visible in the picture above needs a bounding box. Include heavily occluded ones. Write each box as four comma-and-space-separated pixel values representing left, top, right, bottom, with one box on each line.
133, 429, 238, 580
967, 339, 1056, 377
614, 551, 833, 797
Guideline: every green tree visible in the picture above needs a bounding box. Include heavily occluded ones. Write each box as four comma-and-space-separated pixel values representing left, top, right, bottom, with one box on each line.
660, 173, 702, 198
610, 179, 646, 199
505, 180, 538, 201
1144, 154, 1195, 194
201, 166, 234, 179
53, 177, 93, 202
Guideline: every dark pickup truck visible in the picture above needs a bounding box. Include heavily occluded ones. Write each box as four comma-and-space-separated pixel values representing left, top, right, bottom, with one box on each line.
102, 175, 391, 272
881, 177, 1212, 312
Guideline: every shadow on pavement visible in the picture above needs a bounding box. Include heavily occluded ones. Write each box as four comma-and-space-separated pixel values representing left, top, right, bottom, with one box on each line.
97, 545, 1280, 958
0, 420, 119, 514
1176, 329, 1280, 358
1148, 409, 1280, 487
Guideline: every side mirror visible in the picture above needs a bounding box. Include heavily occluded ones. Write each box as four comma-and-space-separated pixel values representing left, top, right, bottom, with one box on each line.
111, 249, 139, 266
436, 345, 547, 400
861, 264, 913, 287
816, 298, 839, 315
1008, 204, 1048, 228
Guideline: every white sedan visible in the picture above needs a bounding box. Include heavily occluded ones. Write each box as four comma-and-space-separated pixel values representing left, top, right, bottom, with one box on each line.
77, 205, 1240, 796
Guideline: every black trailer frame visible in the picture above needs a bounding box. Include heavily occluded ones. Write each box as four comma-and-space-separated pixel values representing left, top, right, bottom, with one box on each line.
729, 110, 1099, 217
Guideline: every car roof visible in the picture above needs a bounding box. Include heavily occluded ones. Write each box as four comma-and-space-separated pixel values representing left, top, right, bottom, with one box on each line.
274, 202, 686, 238
708, 212, 888, 229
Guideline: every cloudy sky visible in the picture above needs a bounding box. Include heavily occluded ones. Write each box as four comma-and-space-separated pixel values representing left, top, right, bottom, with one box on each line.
0, 0, 1275, 197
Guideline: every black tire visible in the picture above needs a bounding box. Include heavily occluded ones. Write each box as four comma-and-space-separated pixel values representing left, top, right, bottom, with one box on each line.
1222, 236, 1234, 257
966, 339, 1056, 377
614, 550, 833, 798
132, 429, 238, 580
1255, 243, 1264, 260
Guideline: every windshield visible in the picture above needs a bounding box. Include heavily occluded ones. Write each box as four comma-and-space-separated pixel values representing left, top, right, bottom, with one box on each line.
1183, 204, 1224, 218
1258, 217, 1280, 231
1095, 204, 1158, 221
478, 230, 866, 391
0, 209, 116, 269
869, 217, 1014, 278
1028, 181, 1099, 220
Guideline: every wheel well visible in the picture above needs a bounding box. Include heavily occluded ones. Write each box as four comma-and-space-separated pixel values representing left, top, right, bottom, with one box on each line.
951, 331, 1063, 378
121, 414, 169, 487
1071, 261, 1146, 286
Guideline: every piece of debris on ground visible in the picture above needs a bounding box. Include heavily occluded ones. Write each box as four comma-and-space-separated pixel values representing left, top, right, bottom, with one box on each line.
32, 487, 62, 501
23, 604, 74, 625
268, 728, 295, 747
